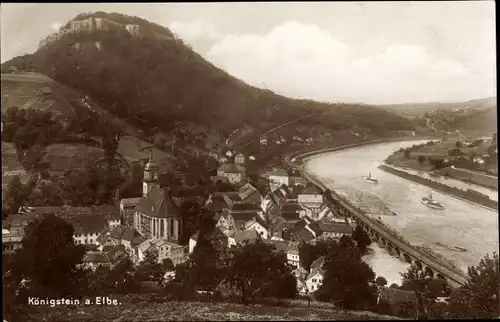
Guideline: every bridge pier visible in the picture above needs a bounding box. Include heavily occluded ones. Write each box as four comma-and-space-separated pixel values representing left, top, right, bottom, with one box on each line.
402, 253, 412, 264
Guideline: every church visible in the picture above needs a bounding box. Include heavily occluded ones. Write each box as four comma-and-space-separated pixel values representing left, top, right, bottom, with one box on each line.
132, 151, 182, 242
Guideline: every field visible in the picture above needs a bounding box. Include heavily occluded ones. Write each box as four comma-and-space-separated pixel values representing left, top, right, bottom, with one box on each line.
118, 135, 175, 169
17, 299, 398, 321
2, 142, 30, 189
1, 72, 81, 119
43, 143, 105, 172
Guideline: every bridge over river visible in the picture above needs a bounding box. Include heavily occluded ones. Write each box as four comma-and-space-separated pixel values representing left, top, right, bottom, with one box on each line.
284, 141, 469, 288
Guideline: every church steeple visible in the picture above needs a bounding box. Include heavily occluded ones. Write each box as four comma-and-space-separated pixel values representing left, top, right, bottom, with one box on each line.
143, 149, 160, 197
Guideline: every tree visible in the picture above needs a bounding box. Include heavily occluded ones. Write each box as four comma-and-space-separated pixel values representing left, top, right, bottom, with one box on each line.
180, 230, 226, 292
456, 141, 463, 149
339, 235, 356, 249
390, 283, 399, 289
400, 265, 450, 319
225, 239, 292, 304
162, 258, 174, 272
108, 255, 140, 293
298, 240, 329, 271
317, 241, 376, 310
352, 226, 372, 253
448, 252, 499, 319
3, 175, 26, 214
376, 276, 388, 287
137, 250, 164, 286
12, 214, 87, 298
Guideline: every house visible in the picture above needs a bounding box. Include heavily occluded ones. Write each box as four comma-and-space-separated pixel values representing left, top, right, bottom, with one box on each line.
2, 228, 23, 253
189, 227, 228, 254
81, 244, 127, 271
120, 197, 141, 225
133, 152, 182, 242
215, 212, 233, 233
69, 214, 109, 245
291, 176, 307, 187
264, 240, 300, 268
125, 24, 141, 36
244, 216, 270, 239
317, 223, 353, 239
286, 220, 322, 244
298, 185, 324, 206
229, 211, 261, 231
317, 204, 350, 224
305, 267, 325, 294
229, 202, 264, 216
473, 157, 485, 165
205, 194, 234, 211
237, 183, 262, 204
260, 136, 268, 145
96, 225, 145, 254
280, 202, 303, 222
228, 229, 259, 247
269, 168, 290, 187
249, 156, 256, 161
137, 238, 187, 266
269, 217, 287, 240
287, 241, 300, 268
225, 150, 234, 157
234, 153, 246, 164
217, 163, 246, 184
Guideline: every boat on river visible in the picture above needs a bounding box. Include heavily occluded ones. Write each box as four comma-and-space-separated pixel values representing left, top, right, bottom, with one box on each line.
362, 172, 378, 184
421, 192, 445, 210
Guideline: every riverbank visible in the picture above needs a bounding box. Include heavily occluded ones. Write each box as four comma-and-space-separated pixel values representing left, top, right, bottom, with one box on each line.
378, 164, 497, 211
286, 136, 440, 165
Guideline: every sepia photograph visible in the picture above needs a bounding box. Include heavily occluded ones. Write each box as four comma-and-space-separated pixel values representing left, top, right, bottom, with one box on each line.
1, 2, 498, 321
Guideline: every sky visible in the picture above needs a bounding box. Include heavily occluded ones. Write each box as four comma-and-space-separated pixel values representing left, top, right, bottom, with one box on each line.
1, 2, 496, 105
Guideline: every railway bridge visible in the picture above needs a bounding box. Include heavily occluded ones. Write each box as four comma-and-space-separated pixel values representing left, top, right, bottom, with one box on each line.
301, 169, 468, 288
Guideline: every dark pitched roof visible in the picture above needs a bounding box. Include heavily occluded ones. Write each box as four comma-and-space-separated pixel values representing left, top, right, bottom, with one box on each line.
135, 187, 179, 219
291, 226, 315, 242
300, 184, 323, 195
307, 222, 323, 236
271, 217, 286, 232
104, 244, 127, 265
269, 168, 288, 177
319, 223, 353, 234
218, 163, 246, 173
231, 230, 259, 244
264, 239, 293, 254
310, 256, 325, 270
106, 226, 142, 243
230, 203, 261, 212
282, 212, 301, 222
68, 214, 108, 234
82, 251, 109, 263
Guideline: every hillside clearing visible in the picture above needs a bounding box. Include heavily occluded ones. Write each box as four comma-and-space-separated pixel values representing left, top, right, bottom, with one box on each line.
118, 135, 175, 168
43, 143, 105, 172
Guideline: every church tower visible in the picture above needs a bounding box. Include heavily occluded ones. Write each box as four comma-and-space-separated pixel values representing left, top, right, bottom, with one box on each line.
143, 150, 160, 197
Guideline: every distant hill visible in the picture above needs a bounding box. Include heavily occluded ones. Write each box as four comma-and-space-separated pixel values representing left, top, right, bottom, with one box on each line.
377, 97, 496, 134
378, 97, 496, 119
1, 11, 415, 149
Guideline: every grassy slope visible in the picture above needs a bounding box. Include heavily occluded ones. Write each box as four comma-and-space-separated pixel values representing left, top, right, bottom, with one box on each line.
19, 300, 399, 321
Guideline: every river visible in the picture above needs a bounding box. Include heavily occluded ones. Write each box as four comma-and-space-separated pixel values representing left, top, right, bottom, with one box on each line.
304, 140, 499, 285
